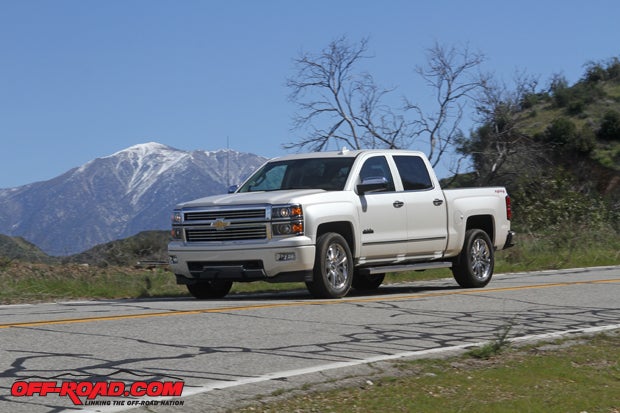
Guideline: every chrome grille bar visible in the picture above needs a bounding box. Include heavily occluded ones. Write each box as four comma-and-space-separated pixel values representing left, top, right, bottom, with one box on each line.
185, 226, 267, 242
184, 208, 265, 221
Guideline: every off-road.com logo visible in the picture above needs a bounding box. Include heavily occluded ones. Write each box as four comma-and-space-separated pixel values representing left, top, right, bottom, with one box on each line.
11, 380, 184, 405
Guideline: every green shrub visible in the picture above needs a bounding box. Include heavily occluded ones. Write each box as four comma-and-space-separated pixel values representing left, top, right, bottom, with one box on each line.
544, 117, 577, 147
598, 110, 620, 141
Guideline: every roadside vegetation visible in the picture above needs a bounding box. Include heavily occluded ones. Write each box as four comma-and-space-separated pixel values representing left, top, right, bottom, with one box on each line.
1, 226, 618, 304
233, 331, 620, 413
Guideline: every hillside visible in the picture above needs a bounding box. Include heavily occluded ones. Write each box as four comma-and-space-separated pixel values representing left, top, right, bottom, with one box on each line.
520, 71, 620, 175
458, 58, 620, 235
524, 74, 619, 198
0, 234, 56, 264
69, 230, 169, 267
1, 230, 169, 267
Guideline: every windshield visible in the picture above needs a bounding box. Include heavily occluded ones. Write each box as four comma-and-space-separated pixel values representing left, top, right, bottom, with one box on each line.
238, 157, 355, 192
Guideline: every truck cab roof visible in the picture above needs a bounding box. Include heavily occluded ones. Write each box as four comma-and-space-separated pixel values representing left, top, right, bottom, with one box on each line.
272, 148, 427, 161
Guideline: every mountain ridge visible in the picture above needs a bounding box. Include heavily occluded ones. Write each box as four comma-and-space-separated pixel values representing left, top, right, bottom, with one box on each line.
0, 143, 267, 255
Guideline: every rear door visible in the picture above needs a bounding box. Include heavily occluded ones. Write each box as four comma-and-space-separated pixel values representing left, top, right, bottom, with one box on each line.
392, 155, 448, 259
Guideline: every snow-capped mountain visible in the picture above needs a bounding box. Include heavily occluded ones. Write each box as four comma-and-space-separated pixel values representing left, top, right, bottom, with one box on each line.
0, 142, 267, 255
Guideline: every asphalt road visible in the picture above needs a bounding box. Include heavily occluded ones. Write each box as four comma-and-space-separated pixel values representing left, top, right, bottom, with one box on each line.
1, 266, 619, 413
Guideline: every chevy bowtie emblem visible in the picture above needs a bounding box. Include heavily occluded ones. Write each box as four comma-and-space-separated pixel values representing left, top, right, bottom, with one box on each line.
211, 218, 230, 230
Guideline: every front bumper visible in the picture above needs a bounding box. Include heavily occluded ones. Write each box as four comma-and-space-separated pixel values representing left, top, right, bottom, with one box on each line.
168, 238, 316, 282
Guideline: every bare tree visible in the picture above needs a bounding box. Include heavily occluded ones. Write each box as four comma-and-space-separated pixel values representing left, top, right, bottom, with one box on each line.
459, 70, 547, 186
285, 36, 411, 151
406, 43, 488, 168
285, 37, 488, 177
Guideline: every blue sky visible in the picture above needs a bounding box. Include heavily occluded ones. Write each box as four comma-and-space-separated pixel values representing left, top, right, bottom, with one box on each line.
1, 0, 618, 188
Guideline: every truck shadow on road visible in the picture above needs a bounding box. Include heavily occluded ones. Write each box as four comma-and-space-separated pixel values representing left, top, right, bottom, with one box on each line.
217, 282, 464, 301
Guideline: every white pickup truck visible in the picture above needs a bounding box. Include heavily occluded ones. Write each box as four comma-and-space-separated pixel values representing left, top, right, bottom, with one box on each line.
168, 149, 514, 299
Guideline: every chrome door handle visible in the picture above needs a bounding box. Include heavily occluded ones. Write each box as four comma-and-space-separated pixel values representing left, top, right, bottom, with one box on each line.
393, 201, 404, 208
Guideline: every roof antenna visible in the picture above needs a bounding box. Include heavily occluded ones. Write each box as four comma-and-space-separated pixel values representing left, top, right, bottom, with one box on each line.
226, 136, 230, 187
339, 146, 349, 155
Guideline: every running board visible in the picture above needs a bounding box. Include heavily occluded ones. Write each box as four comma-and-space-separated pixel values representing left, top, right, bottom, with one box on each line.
358, 261, 453, 275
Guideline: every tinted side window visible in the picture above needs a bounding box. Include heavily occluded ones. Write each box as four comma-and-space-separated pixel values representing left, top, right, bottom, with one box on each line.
359, 156, 395, 191
393, 156, 433, 190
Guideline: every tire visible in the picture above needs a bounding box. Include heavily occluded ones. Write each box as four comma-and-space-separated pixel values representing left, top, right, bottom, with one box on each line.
187, 280, 233, 299
352, 272, 385, 291
306, 233, 353, 298
452, 229, 494, 288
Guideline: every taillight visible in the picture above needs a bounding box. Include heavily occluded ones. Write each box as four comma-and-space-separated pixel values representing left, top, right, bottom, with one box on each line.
505, 195, 512, 221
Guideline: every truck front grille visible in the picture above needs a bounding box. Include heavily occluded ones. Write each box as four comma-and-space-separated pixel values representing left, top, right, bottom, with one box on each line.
178, 206, 273, 243
185, 225, 267, 242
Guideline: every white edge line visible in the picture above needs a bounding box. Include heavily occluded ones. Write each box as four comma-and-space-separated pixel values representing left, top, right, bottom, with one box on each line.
76, 323, 620, 413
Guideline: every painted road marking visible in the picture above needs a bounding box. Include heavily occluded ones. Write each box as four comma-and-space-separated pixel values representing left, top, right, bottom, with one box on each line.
1, 278, 618, 330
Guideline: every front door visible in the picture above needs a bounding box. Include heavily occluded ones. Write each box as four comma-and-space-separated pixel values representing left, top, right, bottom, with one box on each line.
357, 156, 408, 263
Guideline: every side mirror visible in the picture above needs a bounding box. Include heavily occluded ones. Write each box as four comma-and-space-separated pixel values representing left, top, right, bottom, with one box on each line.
356, 177, 388, 194
228, 185, 239, 193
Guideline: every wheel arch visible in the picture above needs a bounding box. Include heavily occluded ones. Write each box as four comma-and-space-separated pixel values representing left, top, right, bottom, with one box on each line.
465, 214, 495, 244
316, 221, 356, 257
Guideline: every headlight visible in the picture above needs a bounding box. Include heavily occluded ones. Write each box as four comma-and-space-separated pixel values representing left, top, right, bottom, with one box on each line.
171, 210, 183, 240
271, 204, 303, 236
172, 211, 182, 224
272, 205, 303, 219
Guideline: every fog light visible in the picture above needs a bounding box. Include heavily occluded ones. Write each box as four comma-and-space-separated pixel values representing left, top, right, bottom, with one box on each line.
276, 252, 296, 262
272, 221, 303, 236
273, 223, 292, 235
171, 228, 183, 240
169, 255, 179, 264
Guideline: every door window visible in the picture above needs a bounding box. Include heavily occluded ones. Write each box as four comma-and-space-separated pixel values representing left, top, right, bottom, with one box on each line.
359, 156, 395, 191
393, 155, 433, 191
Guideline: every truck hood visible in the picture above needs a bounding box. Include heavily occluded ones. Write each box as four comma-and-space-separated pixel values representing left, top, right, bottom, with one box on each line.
176, 189, 327, 208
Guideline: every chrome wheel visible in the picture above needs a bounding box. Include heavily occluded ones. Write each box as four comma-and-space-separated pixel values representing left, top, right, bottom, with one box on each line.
470, 238, 492, 281
452, 229, 494, 288
325, 242, 349, 289
306, 232, 353, 298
